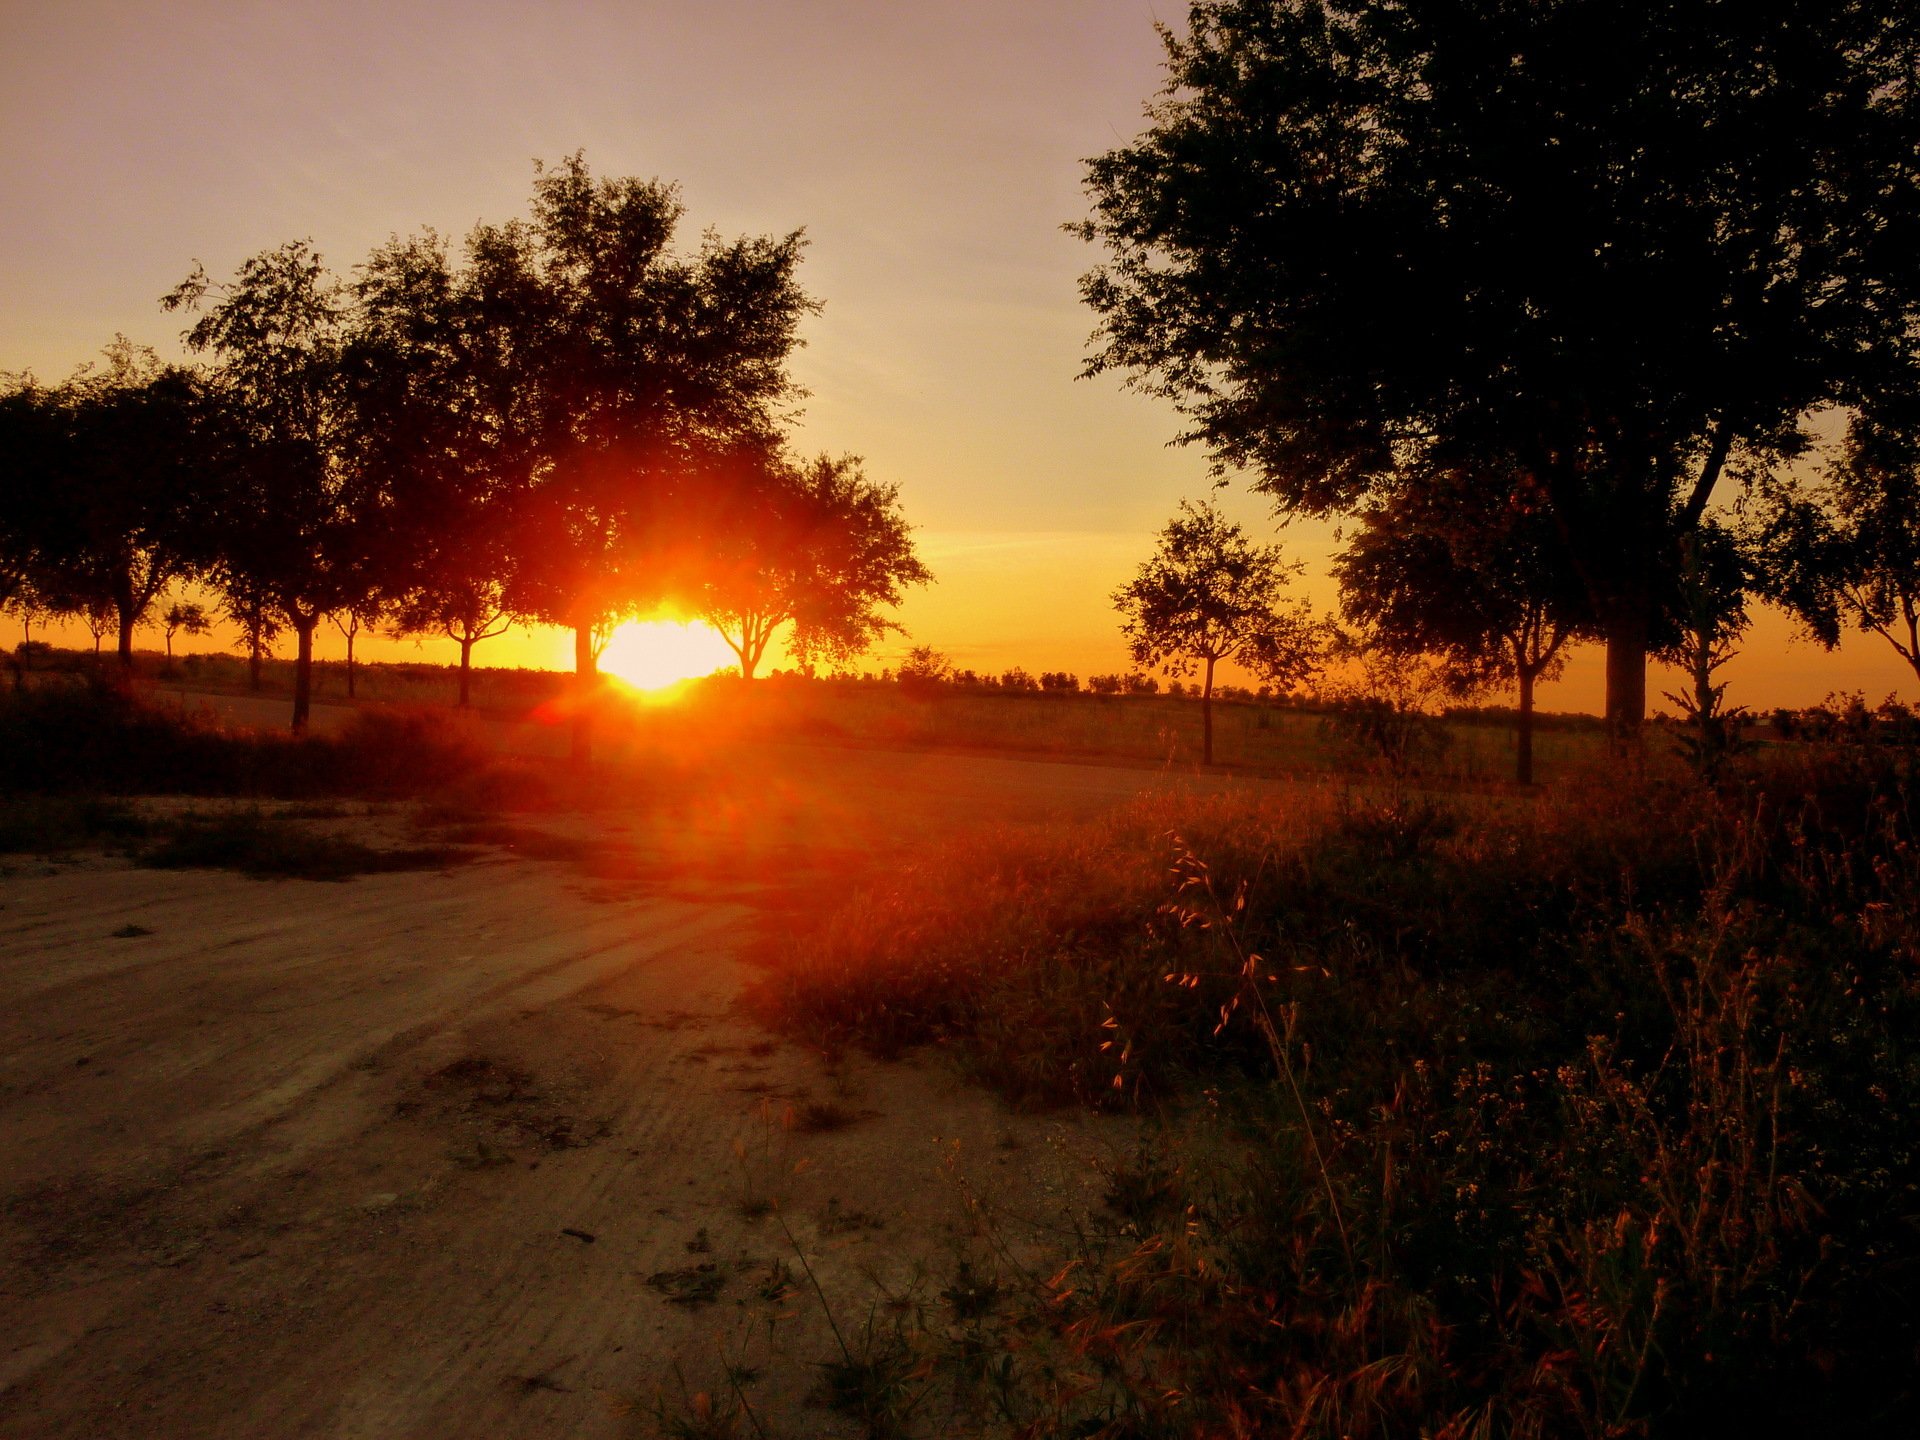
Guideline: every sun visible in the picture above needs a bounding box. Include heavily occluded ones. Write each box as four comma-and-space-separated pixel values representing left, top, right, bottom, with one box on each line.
597, 619, 739, 693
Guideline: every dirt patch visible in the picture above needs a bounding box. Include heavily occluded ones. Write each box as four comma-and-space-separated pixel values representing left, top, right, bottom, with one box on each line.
0, 742, 1181, 1437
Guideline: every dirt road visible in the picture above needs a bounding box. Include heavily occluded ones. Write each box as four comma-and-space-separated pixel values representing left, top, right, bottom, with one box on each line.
0, 743, 1215, 1438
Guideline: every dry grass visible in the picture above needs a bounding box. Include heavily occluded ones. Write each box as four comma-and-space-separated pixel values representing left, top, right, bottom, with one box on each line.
748, 746, 1920, 1437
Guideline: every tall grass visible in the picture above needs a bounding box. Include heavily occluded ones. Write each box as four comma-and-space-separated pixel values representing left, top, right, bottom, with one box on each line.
0, 680, 513, 801
761, 750, 1920, 1435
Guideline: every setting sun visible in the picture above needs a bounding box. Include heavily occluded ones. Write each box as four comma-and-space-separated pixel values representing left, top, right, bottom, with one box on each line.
597, 619, 739, 692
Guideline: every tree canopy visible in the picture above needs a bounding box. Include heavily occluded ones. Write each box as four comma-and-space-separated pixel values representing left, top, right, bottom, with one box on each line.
697, 452, 931, 678
0, 341, 211, 673
1114, 498, 1323, 763
1335, 469, 1583, 782
1752, 398, 1920, 686
1078, 0, 1920, 733
165, 240, 378, 729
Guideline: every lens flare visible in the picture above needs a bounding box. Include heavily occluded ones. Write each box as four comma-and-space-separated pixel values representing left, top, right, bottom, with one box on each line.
597, 620, 738, 693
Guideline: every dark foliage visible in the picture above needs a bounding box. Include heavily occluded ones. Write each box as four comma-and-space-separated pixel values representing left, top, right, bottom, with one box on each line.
768, 749, 1920, 1433
0, 682, 487, 800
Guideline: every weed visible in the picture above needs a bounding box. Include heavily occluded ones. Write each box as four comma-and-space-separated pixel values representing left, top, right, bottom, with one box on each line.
817, 1197, 885, 1236
136, 809, 474, 881
757, 747, 1920, 1436
646, 1264, 727, 1307
791, 1100, 865, 1134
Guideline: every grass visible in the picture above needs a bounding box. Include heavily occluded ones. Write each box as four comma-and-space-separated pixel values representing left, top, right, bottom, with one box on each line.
0, 678, 513, 800
136, 809, 473, 881
752, 744, 1920, 1437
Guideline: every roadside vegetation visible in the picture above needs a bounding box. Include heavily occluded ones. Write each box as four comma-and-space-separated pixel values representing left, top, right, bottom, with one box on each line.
753, 742, 1920, 1437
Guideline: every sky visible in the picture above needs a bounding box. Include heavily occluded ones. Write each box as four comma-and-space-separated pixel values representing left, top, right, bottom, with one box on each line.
2, 0, 1913, 711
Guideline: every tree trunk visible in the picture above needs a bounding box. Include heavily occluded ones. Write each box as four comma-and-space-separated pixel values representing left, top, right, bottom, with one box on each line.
291, 616, 315, 733
345, 628, 357, 699
1603, 596, 1650, 747
458, 637, 473, 708
1201, 655, 1216, 767
248, 628, 263, 692
115, 609, 137, 673
570, 623, 596, 767
1516, 665, 1536, 787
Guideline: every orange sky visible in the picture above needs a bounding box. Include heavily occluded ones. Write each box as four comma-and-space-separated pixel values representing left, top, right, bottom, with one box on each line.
4, 1, 1914, 712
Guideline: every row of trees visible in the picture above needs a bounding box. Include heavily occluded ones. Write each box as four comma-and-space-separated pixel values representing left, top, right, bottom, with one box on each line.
1080, 0, 1920, 769
0, 157, 930, 751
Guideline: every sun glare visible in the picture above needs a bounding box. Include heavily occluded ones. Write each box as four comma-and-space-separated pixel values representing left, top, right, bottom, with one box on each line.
597, 619, 739, 694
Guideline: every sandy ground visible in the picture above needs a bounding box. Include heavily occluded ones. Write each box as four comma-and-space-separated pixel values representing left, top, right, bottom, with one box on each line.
0, 735, 1233, 1439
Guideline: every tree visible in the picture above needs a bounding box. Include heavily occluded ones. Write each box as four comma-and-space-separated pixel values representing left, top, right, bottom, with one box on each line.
0, 342, 208, 676
1752, 401, 1920, 690
447, 155, 815, 761
1335, 472, 1583, 784
166, 241, 378, 731
349, 230, 522, 708
81, 597, 115, 657
896, 644, 954, 691
1660, 525, 1754, 780
329, 598, 385, 700
698, 452, 931, 678
1078, 0, 1920, 738
224, 579, 281, 691
1114, 500, 1323, 764
160, 599, 210, 663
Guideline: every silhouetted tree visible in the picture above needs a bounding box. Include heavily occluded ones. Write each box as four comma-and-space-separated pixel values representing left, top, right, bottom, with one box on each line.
1078, 0, 1920, 738
444, 156, 814, 761
81, 598, 114, 657
1752, 398, 1920, 690
349, 230, 524, 708
166, 241, 383, 731
1115, 500, 1323, 765
1661, 525, 1754, 780
896, 644, 954, 691
1335, 473, 1583, 784
160, 598, 210, 663
329, 598, 384, 700
0, 342, 209, 676
699, 453, 930, 678
224, 578, 281, 692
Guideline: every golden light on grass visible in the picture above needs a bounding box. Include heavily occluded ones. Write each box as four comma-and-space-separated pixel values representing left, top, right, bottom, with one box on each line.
597, 619, 739, 695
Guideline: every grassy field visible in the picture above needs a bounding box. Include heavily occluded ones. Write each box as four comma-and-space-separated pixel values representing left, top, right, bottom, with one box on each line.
45, 643, 1615, 785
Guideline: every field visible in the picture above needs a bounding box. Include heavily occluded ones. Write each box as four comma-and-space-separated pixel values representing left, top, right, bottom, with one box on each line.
90, 643, 1612, 783
1, 669, 1914, 1438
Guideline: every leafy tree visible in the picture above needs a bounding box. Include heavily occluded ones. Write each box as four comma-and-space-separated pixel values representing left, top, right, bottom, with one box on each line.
166, 241, 380, 730
1335, 472, 1583, 783
160, 599, 210, 663
81, 597, 115, 657
1660, 526, 1755, 780
224, 578, 281, 692
328, 599, 385, 700
444, 155, 815, 761
1752, 402, 1920, 689
896, 644, 954, 691
349, 230, 523, 708
0, 342, 209, 675
698, 452, 930, 678
1078, 0, 1920, 736
1114, 500, 1323, 764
